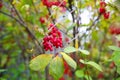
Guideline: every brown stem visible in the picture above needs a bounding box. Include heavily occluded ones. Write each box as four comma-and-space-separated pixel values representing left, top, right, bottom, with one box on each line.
68, 0, 76, 80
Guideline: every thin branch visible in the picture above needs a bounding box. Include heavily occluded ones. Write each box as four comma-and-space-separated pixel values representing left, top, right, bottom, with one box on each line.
9, 0, 25, 24
0, 10, 23, 25
0, 10, 44, 53
10, 0, 44, 53
79, 14, 101, 39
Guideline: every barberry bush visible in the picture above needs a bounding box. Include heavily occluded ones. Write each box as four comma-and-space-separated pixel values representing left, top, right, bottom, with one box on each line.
0, 0, 120, 80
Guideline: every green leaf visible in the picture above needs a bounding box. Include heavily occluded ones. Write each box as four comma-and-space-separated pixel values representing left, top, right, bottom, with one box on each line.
116, 77, 120, 80
29, 54, 53, 71
64, 46, 77, 53
86, 61, 102, 72
117, 66, 120, 74
108, 46, 120, 51
75, 70, 84, 78
60, 52, 77, 69
79, 49, 90, 55
112, 51, 120, 66
84, 75, 93, 80
112, 51, 120, 74
79, 60, 102, 72
79, 59, 86, 64
0, 69, 7, 73
49, 56, 64, 80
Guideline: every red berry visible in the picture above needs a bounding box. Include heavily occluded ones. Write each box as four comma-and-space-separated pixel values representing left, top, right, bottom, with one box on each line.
79, 63, 85, 68
42, 0, 48, 5
0, 2, 3, 9
47, 2, 53, 8
54, 2, 60, 6
104, 12, 110, 19
61, 1, 67, 7
109, 62, 115, 69
109, 26, 115, 34
63, 61, 69, 74
97, 73, 104, 79
99, 7, 106, 14
42, 0, 66, 8
68, 71, 72, 77
48, 23, 54, 30
39, 17, 45, 24
65, 37, 69, 42
59, 77, 65, 80
115, 28, 120, 34
100, 1, 106, 8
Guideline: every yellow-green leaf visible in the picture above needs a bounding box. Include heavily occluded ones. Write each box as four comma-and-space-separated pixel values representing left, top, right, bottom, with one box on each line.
29, 54, 52, 71
86, 61, 102, 72
60, 52, 77, 69
80, 60, 102, 72
64, 46, 77, 53
49, 56, 64, 80
108, 46, 120, 51
79, 49, 90, 55
75, 70, 84, 78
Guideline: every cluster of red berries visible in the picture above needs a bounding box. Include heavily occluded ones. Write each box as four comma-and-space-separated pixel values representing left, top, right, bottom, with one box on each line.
109, 26, 120, 35
99, 1, 110, 19
0, 2, 3, 9
43, 24, 63, 51
42, 0, 66, 8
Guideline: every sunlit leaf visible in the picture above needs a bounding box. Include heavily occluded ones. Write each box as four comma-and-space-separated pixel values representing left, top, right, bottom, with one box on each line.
49, 56, 64, 80
75, 70, 84, 78
112, 51, 120, 69
108, 46, 120, 51
60, 52, 77, 69
86, 61, 102, 72
29, 54, 53, 71
79, 60, 102, 72
64, 46, 77, 53
79, 49, 90, 55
